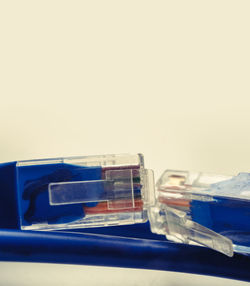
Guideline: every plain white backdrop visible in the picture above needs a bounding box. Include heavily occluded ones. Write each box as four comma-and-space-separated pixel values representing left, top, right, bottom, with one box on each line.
0, 1, 250, 285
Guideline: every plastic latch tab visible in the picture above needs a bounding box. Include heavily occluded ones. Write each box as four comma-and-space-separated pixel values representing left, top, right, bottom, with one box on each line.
49, 169, 135, 210
162, 206, 233, 257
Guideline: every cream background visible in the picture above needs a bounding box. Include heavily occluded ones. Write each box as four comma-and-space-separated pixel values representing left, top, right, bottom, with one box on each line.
0, 1, 250, 285
0, 262, 249, 286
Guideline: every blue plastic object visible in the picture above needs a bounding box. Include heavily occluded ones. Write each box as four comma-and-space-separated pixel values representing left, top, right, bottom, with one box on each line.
0, 227, 250, 282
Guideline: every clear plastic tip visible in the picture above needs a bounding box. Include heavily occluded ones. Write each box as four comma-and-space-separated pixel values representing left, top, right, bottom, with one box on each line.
149, 170, 250, 256
16, 153, 155, 231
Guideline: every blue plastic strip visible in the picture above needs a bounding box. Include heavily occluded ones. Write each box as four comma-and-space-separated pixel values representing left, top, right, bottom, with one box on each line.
0, 162, 19, 228
0, 229, 250, 282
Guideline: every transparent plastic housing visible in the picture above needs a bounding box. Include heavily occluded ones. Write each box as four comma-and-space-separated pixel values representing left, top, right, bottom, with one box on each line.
149, 170, 250, 257
16, 154, 155, 231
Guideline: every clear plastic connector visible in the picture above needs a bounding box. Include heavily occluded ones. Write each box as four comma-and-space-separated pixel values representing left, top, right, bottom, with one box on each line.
149, 170, 250, 257
16, 153, 155, 231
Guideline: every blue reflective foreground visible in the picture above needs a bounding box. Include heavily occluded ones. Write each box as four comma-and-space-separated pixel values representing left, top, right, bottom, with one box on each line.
0, 229, 249, 282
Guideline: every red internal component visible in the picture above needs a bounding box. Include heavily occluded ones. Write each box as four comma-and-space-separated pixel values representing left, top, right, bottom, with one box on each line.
84, 199, 143, 214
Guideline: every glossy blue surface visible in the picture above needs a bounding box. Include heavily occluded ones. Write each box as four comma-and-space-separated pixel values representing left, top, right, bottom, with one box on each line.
0, 162, 18, 228
191, 197, 250, 250
18, 163, 103, 226
0, 229, 249, 282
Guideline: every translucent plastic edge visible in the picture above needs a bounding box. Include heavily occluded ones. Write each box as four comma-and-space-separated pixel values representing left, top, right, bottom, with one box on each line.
164, 206, 234, 257
140, 169, 155, 207
21, 210, 148, 231
156, 169, 250, 201
16, 153, 144, 168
